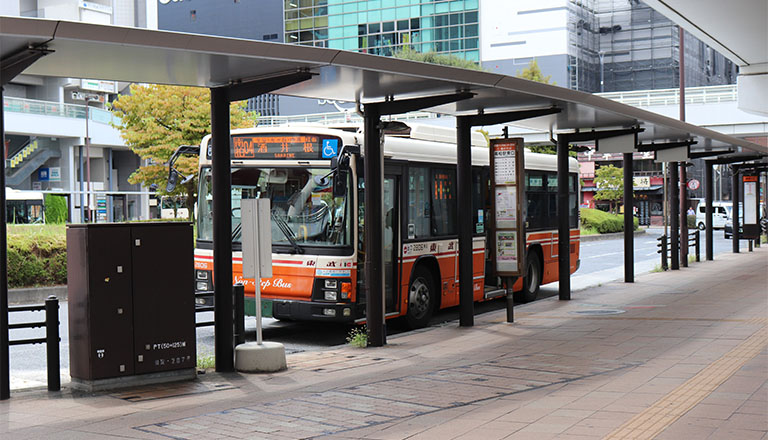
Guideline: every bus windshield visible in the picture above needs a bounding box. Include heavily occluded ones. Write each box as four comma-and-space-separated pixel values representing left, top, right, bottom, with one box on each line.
197, 166, 352, 249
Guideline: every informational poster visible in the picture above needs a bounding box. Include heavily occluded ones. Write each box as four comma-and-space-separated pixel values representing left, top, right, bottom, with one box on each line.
490, 138, 525, 277
495, 186, 517, 228
496, 231, 518, 272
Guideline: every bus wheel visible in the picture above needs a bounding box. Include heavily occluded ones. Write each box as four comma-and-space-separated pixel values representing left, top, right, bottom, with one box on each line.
515, 255, 541, 303
406, 267, 435, 329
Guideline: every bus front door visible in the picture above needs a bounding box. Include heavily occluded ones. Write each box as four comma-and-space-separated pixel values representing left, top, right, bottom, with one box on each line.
384, 175, 399, 314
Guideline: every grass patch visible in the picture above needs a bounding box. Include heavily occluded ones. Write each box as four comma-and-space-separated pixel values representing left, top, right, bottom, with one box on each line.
651, 264, 665, 273
580, 226, 599, 236
197, 353, 215, 370
346, 326, 368, 348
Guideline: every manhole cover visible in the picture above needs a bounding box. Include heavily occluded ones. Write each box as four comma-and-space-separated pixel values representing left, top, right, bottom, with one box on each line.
570, 309, 625, 316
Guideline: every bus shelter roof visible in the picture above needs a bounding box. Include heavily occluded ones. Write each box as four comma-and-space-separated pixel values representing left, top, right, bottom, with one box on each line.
1, 16, 765, 156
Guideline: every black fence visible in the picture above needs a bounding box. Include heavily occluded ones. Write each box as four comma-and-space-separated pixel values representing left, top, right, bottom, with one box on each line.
657, 230, 700, 270
7, 296, 60, 394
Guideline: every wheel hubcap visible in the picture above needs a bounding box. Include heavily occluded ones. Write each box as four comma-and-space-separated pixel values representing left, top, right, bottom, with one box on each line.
409, 278, 430, 319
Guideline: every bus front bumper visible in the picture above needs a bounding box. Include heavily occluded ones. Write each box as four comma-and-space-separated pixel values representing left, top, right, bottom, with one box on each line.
271, 299, 359, 323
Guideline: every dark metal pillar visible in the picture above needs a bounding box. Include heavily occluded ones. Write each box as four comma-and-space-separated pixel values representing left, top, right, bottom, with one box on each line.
680, 163, 688, 267
456, 117, 474, 326
556, 135, 570, 300
732, 166, 740, 253
1, 88, 10, 400
79, 146, 85, 222
623, 153, 634, 282
705, 161, 714, 260
211, 87, 234, 372
670, 162, 680, 270
364, 105, 385, 347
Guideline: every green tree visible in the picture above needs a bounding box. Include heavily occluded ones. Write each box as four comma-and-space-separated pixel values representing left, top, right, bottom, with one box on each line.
526, 143, 577, 157
111, 84, 256, 220
517, 59, 554, 84
593, 165, 626, 214
394, 46, 483, 70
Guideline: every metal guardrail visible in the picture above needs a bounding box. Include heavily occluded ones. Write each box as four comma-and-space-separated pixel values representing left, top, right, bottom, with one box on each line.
6, 296, 61, 395
597, 85, 737, 107
657, 230, 700, 270
2, 96, 120, 125
257, 110, 436, 126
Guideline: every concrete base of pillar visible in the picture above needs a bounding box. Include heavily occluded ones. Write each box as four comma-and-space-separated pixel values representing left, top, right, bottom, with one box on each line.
235, 342, 287, 373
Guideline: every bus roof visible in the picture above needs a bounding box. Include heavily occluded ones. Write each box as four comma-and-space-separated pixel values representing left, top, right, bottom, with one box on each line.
5, 188, 44, 201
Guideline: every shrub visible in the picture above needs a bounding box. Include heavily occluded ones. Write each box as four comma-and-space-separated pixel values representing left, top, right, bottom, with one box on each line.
44, 194, 68, 224
687, 215, 696, 229
580, 208, 639, 234
7, 226, 67, 288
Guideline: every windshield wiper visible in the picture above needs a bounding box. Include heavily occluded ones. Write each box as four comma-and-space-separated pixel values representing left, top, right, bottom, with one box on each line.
271, 212, 304, 254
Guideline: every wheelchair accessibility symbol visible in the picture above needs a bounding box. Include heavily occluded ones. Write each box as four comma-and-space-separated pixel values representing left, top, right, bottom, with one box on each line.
322, 139, 339, 159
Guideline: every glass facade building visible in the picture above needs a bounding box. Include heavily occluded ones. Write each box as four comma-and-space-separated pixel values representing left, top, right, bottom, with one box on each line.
285, 0, 480, 61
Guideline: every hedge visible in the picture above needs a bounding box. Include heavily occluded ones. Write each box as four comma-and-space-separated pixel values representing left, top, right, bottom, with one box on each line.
44, 194, 68, 224
7, 225, 67, 288
581, 208, 639, 234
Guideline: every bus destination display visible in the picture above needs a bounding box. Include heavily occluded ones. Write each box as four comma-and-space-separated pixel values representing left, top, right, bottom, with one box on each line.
232, 135, 327, 160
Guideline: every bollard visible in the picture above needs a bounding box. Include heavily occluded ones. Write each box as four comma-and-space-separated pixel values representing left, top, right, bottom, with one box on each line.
748, 240, 753, 252
695, 230, 700, 262
233, 284, 245, 346
660, 235, 668, 271
45, 296, 60, 392
506, 277, 515, 323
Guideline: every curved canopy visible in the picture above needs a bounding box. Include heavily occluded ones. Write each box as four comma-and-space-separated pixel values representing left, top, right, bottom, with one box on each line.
1, 16, 765, 155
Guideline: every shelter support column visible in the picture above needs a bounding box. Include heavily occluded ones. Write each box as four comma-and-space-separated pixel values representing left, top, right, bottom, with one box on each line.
680, 164, 688, 267
456, 117, 473, 327
211, 87, 234, 372
670, 162, 680, 270
705, 161, 714, 260
556, 135, 570, 300
364, 105, 386, 347
623, 153, 634, 282
732, 166, 740, 253
1, 88, 10, 400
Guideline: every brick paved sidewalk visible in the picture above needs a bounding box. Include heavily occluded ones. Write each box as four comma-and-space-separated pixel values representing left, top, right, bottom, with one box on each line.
2, 247, 766, 439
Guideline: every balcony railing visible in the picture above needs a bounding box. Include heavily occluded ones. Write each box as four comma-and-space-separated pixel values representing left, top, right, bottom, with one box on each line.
596, 84, 737, 107
2, 96, 120, 125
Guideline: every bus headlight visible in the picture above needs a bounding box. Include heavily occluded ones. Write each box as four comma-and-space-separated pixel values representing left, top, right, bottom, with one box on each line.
324, 290, 338, 301
324, 279, 338, 289
197, 281, 209, 291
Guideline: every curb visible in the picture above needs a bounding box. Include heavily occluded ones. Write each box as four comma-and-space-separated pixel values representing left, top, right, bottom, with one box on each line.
580, 229, 648, 242
9, 285, 67, 305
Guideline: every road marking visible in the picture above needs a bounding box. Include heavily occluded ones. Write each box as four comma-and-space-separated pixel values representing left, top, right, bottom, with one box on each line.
603, 325, 768, 440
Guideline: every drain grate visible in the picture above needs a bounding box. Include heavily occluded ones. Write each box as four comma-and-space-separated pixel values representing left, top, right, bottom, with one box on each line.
570, 309, 625, 316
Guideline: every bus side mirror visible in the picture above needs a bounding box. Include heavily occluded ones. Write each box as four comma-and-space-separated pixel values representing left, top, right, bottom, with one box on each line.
166, 168, 180, 192
332, 158, 349, 198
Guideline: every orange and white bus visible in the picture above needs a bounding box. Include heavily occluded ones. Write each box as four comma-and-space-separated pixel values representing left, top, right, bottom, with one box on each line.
192, 122, 580, 328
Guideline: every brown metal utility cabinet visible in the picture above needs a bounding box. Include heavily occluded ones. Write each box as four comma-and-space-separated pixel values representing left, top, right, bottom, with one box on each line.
67, 222, 196, 390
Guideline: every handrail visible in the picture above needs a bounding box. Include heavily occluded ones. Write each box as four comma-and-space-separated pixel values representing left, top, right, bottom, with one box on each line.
2, 96, 120, 125
597, 84, 737, 107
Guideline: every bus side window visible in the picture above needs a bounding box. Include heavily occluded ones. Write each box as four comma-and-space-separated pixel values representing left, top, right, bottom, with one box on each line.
431, 168, 457, 236
407, 166, 430, 239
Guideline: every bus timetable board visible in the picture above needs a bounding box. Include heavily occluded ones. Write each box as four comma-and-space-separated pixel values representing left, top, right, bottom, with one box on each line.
205, 134, 341, 160
490, 138, 525, 277
742, 175, 760, 239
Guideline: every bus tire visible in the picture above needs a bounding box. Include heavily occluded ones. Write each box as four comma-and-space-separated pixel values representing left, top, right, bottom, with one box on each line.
406, 266, 435, 329
515, 253, 541, 303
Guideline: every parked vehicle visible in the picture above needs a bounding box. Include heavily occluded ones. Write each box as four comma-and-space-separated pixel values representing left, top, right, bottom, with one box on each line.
695, 201, 731, 230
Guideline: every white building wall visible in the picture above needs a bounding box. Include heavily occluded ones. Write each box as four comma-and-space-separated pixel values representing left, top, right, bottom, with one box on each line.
479, 0, 569, 62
